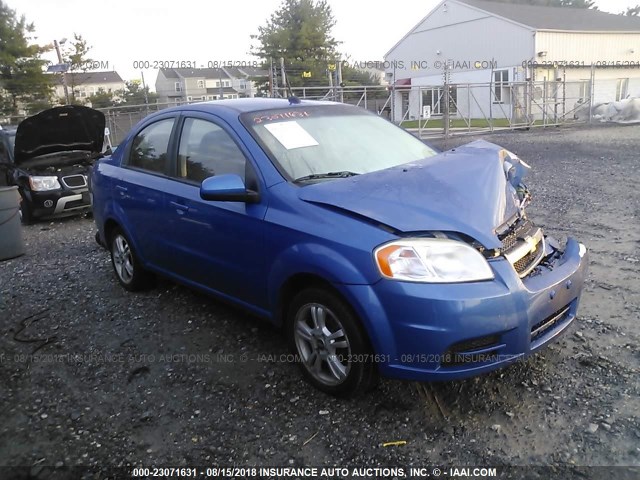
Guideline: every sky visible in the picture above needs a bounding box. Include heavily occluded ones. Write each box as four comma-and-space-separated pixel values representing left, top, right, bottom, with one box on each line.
11, 0, 640, 90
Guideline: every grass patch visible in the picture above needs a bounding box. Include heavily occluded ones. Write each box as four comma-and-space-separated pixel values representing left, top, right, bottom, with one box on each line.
401, 118, 544, 129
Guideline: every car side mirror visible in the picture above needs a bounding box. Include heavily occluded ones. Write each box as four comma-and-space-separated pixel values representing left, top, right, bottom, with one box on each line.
200, 174, 260, 203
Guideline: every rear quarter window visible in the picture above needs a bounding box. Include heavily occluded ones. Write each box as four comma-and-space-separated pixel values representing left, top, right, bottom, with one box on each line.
126, 119, 175, 174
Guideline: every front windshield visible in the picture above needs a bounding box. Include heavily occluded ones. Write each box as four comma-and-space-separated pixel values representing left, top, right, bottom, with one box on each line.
241, 105, 437, 182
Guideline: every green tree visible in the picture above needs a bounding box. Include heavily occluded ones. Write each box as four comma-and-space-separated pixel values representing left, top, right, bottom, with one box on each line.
87, 88, 115, 108
121, 80, 158, 105
622, 4, 640, 15
0, 1, 53, 117
559, 0, 596, 8
61, 34, 93, 71
251, 0, 339, 88
57, 34, 94, 104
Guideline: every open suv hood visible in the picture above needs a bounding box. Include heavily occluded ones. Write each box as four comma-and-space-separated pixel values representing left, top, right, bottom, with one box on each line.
298, 140, 530, 250
14, 105, 105, 166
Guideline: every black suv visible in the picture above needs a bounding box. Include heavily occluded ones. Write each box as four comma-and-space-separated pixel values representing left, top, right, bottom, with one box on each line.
0, 105, 105, 223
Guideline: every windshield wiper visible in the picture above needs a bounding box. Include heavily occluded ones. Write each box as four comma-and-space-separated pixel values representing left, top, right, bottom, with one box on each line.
294, 171, 359, 183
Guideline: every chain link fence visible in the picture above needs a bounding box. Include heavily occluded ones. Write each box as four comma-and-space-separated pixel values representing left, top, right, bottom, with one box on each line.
96, 71, 628, 145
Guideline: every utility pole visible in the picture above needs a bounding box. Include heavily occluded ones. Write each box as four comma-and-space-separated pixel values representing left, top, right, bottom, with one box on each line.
443, 63, 451, 142
337, 58, 343, 103
140, 71, 150, 114
219, 70, 224, 100
280, 57, 287, 94
272, 58, 280, 97
391, 62, 396, 123
328, 62, 334, 98
269, 58, 274, 97
54, 39, 70, 104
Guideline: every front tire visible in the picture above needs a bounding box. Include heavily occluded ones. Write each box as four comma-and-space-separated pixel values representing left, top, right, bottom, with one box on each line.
287, 288, 378, 397
109, 228, 153, 291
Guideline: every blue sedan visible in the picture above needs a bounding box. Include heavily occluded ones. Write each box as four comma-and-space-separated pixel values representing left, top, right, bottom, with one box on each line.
91, 98, 588, 396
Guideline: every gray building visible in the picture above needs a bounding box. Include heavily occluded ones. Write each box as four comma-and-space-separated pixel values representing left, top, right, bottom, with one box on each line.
155, 67, 267, 104
384, 0, 640, 121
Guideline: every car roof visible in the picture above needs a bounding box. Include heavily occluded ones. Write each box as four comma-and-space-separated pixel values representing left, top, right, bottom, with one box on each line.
161, 97, 342, 115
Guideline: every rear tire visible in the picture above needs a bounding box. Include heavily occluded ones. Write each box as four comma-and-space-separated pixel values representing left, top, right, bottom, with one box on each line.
287, 287, 378, 397
109, 227, 153, 291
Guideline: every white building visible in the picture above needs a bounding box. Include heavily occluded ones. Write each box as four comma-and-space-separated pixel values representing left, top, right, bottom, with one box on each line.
384, 0, 640, 122
53, 71, 125, 104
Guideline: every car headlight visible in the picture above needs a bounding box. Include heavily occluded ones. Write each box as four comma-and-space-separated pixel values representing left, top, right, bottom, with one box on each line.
29, 176, 61, 191
374, 238, 494, 283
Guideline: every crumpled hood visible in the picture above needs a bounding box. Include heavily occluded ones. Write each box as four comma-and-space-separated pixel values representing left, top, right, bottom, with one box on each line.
14, 105, 105, 165
298, 140, 530, 249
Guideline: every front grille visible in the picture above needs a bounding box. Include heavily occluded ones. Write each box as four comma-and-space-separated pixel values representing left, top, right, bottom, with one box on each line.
513, 240, 544, 275
500, 219, 545, 278
61, 174, 87, 189
499, 217, 534, 251
531, 305, 571, 342
64, 198, 89, 210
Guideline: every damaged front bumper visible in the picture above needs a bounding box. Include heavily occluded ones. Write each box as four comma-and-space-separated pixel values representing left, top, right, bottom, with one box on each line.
340, 236, 588, 382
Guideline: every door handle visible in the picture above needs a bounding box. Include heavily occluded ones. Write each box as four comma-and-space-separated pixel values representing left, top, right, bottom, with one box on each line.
170, 201, 190, 214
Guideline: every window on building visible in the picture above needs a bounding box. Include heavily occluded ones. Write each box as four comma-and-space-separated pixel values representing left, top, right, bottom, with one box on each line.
175, 82, 182, 92
579, 80, 591, 101
197, 80, 205, 88
616, 78, 629, 101
421, 87, 457, 116
187, 96, 193, 101
493, 70, 509, 104
176, 118, 247, 184
222, 80, 231, 88
127, 119, 175, 174
422, 88, 441, 116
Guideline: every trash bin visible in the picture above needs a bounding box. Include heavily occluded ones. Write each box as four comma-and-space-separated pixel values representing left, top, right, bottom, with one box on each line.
0, 186, 25, 261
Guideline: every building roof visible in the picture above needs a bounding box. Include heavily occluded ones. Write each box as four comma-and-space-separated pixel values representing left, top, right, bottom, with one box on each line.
161, 69, 179, 79
458, 0, 640, 31
236, 66, 269, 77
161, 68, 231, 80
57, 71, 124, 85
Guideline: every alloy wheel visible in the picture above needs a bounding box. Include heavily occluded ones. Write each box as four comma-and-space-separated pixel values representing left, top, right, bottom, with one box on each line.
293, 303, 352, 386
112, 234, 134, 284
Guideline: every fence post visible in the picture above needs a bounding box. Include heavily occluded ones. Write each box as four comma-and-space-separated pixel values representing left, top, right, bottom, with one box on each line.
443, 64, 450, 140
588, 64, 596, 125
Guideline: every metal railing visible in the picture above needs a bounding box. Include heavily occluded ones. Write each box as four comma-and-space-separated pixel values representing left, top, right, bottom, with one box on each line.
96, 76, 597, 145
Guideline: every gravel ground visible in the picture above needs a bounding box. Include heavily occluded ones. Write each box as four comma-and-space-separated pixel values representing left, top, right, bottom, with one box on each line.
1, 123, 639, 479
